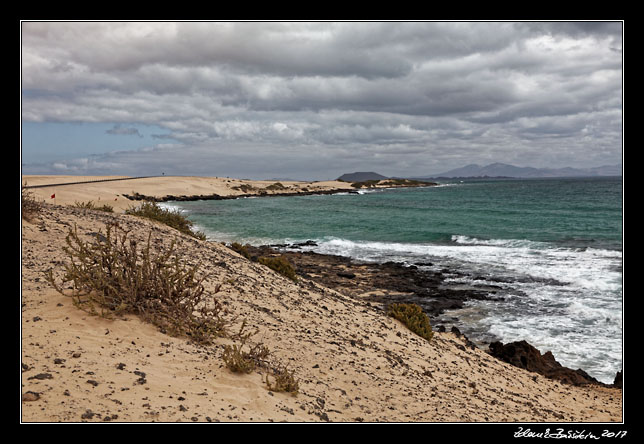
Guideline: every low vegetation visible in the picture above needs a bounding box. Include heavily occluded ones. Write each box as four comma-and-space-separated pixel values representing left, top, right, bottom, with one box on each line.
73, 201, 114, 212
21, 185, 43, 222
264, 182, 287, 191
230, 242, 252, 260
350, 179, 381, 188
45, 223, 227, 345
125, 201, 206, 240
265, 363, 299, 394
45, 220, 299, 393
258, 255, 298, 282
231, 184, 257, 193
228, 243, 299, 282
222, 339, 271, 374
222, 336, 299, 394
387, 302, 434, 342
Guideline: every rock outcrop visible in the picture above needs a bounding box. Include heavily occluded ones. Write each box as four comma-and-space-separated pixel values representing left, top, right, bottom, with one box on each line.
488, 340, 613, 387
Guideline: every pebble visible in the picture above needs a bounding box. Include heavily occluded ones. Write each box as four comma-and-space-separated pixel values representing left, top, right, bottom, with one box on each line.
22, 391, 40, 402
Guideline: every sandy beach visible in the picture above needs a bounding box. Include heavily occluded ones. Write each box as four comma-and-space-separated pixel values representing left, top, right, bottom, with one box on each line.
21, 176, 623, 423
21, 175, 358, 213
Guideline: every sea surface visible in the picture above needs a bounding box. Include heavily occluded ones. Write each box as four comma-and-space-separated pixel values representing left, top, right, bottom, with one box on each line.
163, 177, 623, 383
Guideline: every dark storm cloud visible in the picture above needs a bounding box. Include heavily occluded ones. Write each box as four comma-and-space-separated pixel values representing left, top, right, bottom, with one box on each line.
21, 21, 622, 178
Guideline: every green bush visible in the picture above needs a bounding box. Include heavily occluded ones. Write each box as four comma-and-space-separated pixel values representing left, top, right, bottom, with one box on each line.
387, 303, 434, 342
45, 223, 227, 345
258, 255, 298, 282
230, 242, 252, 260
125, 201, 205, 240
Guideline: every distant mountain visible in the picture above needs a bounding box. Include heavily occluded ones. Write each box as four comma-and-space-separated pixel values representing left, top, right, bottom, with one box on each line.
427, 163, 622, 179
337, 172, 389, 182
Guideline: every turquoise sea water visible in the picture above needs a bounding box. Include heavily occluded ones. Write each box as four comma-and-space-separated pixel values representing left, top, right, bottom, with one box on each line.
165, 177, 623, 383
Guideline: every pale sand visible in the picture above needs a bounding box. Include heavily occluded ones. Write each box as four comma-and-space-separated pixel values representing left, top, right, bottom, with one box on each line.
22, 175, 355, 213
21, 178, 623, 423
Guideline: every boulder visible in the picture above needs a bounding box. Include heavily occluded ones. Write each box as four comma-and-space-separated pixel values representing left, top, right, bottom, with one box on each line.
488, 340, 605, 387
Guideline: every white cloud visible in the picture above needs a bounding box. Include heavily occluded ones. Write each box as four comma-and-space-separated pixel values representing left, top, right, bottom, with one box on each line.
21, 21, 623, 178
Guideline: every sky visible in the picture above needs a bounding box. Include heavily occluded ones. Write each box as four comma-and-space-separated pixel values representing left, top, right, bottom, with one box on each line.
21, 21, 623, 180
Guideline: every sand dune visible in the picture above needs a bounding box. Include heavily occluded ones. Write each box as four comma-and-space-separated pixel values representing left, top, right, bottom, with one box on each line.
21, 175, 355, 213
21, 178, 622, 423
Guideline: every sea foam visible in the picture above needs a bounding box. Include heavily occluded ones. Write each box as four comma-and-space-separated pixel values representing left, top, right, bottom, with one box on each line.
309, 235, 622, 383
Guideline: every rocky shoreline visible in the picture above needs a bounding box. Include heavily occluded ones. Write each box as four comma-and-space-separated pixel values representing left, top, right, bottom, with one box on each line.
242, 242, 622, 389
122, 188, 361, 203
121, 181, 438, 203
22, 203, 623, 422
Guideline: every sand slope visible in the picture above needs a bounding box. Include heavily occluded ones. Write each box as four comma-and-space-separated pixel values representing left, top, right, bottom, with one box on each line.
21, 203, 622, 423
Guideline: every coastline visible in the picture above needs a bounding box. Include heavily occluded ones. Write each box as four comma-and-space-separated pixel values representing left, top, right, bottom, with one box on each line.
243, 243, 622, 389
21, 175, 437, 213
21, 176, 623, 422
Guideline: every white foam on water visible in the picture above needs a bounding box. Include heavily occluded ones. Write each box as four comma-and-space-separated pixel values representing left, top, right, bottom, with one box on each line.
143, 205, 624, 383
311, 235, 622, 383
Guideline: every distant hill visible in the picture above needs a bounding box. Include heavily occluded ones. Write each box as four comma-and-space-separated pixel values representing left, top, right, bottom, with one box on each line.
337, 172, 389, 182
426, 163, 622, 179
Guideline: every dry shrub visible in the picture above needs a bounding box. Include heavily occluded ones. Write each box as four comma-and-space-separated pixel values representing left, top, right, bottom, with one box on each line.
222, 339, 271, 374
73, 201, 114, 212
45, 223, 227, 345
222, 331, 299, 394
21, 185, 42, 221
231, 184, 257, 193
125, 201, 206, 240
265, 363, 299, 395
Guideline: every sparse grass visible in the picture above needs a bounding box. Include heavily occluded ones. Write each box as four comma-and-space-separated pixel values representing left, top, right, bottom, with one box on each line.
21, 185, 43, 222
45, 223, 227, 345
258, 255, 298, 282
387, 302, 434, 342
73, 201, 114, 212
125, 201, 206, 240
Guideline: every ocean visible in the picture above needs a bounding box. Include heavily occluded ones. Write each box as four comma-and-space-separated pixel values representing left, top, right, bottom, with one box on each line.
163, 176, 623, 384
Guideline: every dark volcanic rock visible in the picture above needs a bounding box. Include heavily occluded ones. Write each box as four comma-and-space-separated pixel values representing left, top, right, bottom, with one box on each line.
242, 245, 495, 321
239, 243, 614, 390
122, 188, 359, 204
488, 340, 607, 387
337, 272, 356, 279
28, 373, 53, 380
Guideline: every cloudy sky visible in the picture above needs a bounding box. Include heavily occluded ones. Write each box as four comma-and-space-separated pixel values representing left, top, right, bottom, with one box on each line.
21, 21, 622, 180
